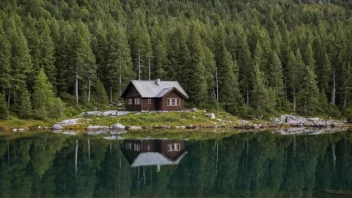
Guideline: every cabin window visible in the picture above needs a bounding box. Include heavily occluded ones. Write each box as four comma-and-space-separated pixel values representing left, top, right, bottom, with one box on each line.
148, 99, 152, 104
167, 98, 180, 106
147, 144, 151, 151
128, 99, 132, 105
167, 143, 181, 151
135, 98, 140, 105
134, 144, 140, 151
126, 143, 132, 150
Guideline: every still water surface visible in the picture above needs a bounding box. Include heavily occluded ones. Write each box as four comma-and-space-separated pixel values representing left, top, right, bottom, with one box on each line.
0, 130, 351, 198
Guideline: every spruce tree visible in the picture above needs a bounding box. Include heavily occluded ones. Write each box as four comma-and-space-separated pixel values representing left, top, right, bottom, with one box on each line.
269, 52, 285, 108
32, 68, 62, 119
297, 64, 320, 115
214, 25, 242, 111
185, 23, 208, 106
0, 28, 12, 93
18, 89, 32, 119
341, 62, 352, 107
92, 79, 109, 109
251, 64, 275, 116
0, 93, 8, 120
106, 23, 135, 100
236, 24, 252, 105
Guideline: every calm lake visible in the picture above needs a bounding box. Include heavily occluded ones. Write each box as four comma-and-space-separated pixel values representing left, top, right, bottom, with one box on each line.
0, 130, 351, 198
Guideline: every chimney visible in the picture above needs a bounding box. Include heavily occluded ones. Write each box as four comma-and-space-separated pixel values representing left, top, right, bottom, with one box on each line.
155, 79, 161, 85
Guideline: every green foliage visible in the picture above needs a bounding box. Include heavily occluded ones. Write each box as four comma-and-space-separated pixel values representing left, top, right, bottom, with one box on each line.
92, 79, 109, 109
18, 89, 32, 119
0, 93, 8, 120
32, 68, 62, 119
1, 0, 352, 119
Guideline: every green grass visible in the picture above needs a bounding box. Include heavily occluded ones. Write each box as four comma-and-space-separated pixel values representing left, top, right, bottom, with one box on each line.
0, 115, 57, 131
88, 110, 243, 127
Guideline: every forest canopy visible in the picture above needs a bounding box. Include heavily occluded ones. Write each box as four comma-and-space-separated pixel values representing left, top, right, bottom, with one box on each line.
1, 0, 352, 119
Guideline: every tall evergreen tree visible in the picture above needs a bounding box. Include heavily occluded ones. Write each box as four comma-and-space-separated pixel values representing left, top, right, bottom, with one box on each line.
18, 89, 32, 119
297, 62, 321, 115
251, 64, 275, 116
214, 25, 241, 111
185, 23, 208, 106
269, 52, 285, 108
32, 68, 62, 119
0, 93, 8, 120
0, 27, 12, 93
236, 25, 252, 105
106, 23, 135, 101
92, 79, 109, 109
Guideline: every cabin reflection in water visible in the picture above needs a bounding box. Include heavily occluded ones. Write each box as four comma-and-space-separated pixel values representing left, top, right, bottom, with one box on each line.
121, 139, 187, 171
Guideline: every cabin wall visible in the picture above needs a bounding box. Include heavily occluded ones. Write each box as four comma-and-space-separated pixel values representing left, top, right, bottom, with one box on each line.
123, 85, 141, 111
141, 98, 158, 111
161, 140, 185, 160
161, 91, 185, 111
141, 140, 159, 152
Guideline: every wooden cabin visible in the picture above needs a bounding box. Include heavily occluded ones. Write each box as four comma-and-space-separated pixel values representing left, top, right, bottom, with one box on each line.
120, 79, 189, 111
121, 139, 187, 168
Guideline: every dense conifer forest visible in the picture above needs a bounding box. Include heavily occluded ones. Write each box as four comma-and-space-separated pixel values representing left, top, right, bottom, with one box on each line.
1, 0, 352, 119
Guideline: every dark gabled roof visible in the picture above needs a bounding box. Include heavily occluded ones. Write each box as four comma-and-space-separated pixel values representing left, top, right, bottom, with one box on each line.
121, 80, 189, 99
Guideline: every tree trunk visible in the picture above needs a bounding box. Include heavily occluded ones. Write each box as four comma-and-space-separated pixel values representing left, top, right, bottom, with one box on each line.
88, 78, 91, 102
148, 58, 151, 81
246, 89, 249, 105
331, 71, 336, 105
7, 89, 10, 108
119, 54, 122, 97
75, 64, 79, 104
216, 67, 219, 103
138, 48, 141, 80
284, 76, 287, 100
110, 86, 113, 103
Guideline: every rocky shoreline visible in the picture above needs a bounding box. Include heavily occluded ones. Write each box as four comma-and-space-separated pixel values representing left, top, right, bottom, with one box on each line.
50, 113, 350, 132
8, 112, 351, 133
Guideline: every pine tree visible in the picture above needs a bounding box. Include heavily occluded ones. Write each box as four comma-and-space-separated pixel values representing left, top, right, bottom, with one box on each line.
92, 79, 109, 109
7, 16, 33, 92
74, 21, 96, 103
129, 18, 152, 80
251, 63, 275, 116
0, 93, 8, 120
38, 18, 57, 89
0, 27, 12, 93
32, 68, 62, 119
341, 62, 352, 107
55, 21, 75, 95
214, 26, 241, 111
269, 52, 285, 108
151, 24, 169, 79
185, 23, 208, 106
236, 24, 252, 105
106, 23, 135, 101
297, 63, 320, 115
18, 89, 32, 119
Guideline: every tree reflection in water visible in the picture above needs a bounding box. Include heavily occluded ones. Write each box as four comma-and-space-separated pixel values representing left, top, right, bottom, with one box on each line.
0, 131, 351, 198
